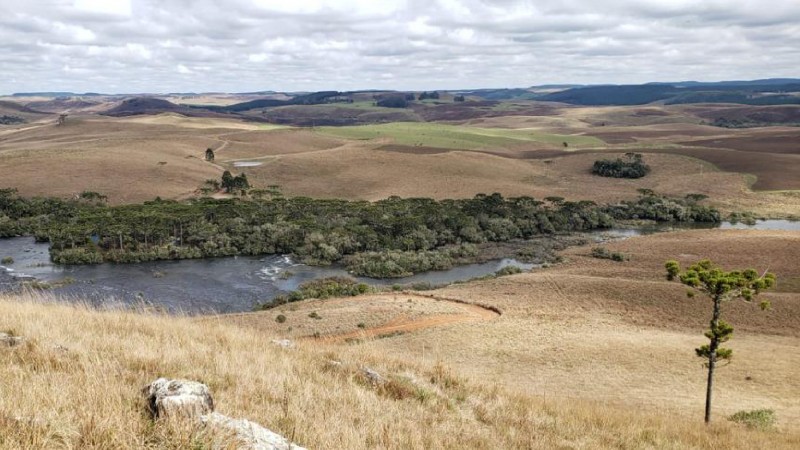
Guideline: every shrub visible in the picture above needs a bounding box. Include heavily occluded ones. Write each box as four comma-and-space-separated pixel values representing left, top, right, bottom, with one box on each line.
308, 311, 321, 320
1, 256, 13, 264
345, 244, 478, 278
376, 96, 409, 108
728, 409, 776, 430
257, 277, 371, 310
591, 247, 627, 262
275, 314, 287, 323
592, 153, 650, 178
495, 266, 522, 277
728, 211, 758, 226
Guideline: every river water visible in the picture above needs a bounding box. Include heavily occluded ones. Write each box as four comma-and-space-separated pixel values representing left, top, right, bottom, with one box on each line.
1, 220, 796, 313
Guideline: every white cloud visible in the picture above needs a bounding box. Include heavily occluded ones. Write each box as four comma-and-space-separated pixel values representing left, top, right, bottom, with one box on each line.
73, 0, 132, 16
0, 0, 798, 93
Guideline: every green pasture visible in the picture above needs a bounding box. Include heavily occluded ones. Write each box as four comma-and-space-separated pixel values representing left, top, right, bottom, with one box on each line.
316, 122, 605, 150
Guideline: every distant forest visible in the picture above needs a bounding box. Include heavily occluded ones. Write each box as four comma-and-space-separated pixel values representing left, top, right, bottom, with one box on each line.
539, 82, 800, 106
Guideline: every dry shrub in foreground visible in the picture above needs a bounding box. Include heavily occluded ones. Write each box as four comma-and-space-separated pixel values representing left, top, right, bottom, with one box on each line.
1, 292, 798, 449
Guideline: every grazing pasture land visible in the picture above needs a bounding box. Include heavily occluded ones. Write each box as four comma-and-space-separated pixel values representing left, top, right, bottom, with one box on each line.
0, 100, 798, 215
1, 95, 800, 448
317, 122, 605, 150
4, 290, 799, 449
226, 229, 800, 430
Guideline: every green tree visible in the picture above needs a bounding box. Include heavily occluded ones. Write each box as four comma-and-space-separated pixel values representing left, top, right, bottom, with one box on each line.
664, 259, 776, 424
221, 171, 234, 193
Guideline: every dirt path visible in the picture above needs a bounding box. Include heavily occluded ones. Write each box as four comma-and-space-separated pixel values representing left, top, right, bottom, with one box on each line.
315, 294, 500, 343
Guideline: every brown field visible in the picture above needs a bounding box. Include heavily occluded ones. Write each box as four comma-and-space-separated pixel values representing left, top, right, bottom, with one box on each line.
5, 289, 800, 449
0, 116, 222, 203
244, 144, 798, 216
680, 129, 800, 154
635, 146, 800, 191
1, 103, 798, 215
225, 229, 800, 431
682, 104, 800, 125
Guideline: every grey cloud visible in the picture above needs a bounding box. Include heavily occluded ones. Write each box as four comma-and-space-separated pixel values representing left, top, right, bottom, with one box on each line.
0, 0, 798, 94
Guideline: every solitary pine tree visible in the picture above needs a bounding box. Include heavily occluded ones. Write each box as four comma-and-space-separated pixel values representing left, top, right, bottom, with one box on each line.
665, 259, 776, 424
221, 170, 234, 193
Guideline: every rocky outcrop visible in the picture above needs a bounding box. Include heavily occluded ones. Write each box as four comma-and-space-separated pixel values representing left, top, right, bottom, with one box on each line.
202, 412, 306, 450
360, 367, 385, 386
270, 339, 294, 349
143, 378, 306, 449
143, 378, 214, 418
0, 332, 24, 347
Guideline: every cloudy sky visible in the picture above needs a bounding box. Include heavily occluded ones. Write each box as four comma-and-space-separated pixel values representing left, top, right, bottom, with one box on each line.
1, 0, 799, 94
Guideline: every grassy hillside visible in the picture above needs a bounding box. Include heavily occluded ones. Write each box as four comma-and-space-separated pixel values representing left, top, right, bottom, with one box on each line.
316, 122, 605, 150
228, 229, 800, 434
2, 292, 799, 449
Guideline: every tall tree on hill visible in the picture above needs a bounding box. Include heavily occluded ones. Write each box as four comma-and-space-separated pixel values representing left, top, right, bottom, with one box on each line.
665, 259, 776, 424
221, 170, 234, 193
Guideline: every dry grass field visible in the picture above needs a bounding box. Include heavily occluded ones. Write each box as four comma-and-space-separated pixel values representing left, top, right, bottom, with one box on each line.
3, 284, 800, 449
226, 229, 800, 433
0, 103, 798, 215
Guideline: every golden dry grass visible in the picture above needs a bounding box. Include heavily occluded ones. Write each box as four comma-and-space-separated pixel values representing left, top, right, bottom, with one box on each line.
222, 293, 496, 341
3, 291, 800, 449
1, 107, 797, 215
227, 229, 800, 435
0, 116, 236, 203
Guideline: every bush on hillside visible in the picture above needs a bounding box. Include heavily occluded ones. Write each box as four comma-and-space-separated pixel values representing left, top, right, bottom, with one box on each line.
728, 409, 776, 430
592, 153, 650, 179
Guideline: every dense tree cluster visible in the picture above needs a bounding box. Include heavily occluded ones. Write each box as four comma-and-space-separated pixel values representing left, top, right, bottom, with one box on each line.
375, 96, 409, 108
0, 189, 719, 274
418, 91, 440, 101
592, 153, 651, 179
266, 277, 371, 308
605, 191, 719, 222
221, 171, 249, 193
0, 115, 25, 125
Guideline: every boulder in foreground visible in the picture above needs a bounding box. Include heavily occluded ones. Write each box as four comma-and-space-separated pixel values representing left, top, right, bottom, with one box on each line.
144, 378, 215, 418
144, 378, 306, 449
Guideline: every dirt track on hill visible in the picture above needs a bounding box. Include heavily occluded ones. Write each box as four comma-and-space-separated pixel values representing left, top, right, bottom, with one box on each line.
316, 296, 500, 343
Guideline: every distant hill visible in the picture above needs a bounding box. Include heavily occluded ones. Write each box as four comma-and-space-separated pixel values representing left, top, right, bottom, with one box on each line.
0, 100, 51, 123
103, 97, 188, 116
218, 91, 352, 112
0, 100, 48, 114
25, 97, 102, 113
691, 105, 800, 127
454, 88, 539, 101
539, 80, 800, 106
12, 92, 105, 97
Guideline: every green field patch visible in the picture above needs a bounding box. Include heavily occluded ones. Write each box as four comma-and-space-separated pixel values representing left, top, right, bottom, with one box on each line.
256, 123, 291, 130
316, 122, 604, 150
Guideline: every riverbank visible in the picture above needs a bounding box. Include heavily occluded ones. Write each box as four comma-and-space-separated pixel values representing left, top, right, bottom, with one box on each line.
1, 219, 796, 314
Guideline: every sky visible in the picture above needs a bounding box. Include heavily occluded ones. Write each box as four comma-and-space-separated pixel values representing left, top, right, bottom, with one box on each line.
1, 0, 799, 94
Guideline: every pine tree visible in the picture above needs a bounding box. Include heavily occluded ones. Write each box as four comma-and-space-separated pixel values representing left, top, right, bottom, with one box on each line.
665, 259, 776, 423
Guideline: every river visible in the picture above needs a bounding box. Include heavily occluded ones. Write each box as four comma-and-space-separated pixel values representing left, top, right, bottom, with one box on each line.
0, 220, 796, 313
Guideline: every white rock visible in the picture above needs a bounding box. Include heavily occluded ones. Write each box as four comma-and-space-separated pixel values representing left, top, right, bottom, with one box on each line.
271, 339, 294, 349
143, 378, 215, 419
0, 332, 23, 347
202, 412, 307, 450
360, 367, 385, 385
